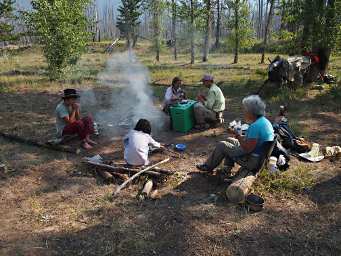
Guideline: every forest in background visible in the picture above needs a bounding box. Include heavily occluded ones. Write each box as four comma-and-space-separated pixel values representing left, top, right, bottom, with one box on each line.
2, 1, 341, 58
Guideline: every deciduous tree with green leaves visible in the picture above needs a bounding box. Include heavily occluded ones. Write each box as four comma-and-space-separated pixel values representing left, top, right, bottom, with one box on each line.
0, 0, 18, 45
25, 0, 90, 80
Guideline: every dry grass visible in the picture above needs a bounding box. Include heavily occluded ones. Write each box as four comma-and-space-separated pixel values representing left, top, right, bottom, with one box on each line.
254, 164, 316, 197
0, 41, 340, 255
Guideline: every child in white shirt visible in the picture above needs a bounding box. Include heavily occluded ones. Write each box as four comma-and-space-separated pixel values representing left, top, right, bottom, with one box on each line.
124, 119, 161, 166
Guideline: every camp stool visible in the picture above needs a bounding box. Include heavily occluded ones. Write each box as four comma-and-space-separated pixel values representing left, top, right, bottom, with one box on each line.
235, 135, 278, 176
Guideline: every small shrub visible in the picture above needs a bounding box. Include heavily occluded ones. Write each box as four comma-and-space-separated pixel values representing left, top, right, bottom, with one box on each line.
25, 0, 90, 80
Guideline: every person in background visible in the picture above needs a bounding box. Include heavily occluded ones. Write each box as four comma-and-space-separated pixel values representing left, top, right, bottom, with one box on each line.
274, 105, 288, 124
197, 95, 274, 179
124, 119, 161, 166
55, 89, 96, 150
194, 74, 225, 129
163, 77, 186, 113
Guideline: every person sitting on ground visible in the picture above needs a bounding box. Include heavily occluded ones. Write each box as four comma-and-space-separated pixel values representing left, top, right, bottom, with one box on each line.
194, 74, 225, 129
197, 95, 274, 179
163, 76, 186, 113
124, 119, 161, 167
55, 89, 96, 150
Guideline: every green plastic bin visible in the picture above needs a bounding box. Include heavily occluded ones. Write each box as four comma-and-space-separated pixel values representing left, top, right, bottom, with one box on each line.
170, 100, 196, 133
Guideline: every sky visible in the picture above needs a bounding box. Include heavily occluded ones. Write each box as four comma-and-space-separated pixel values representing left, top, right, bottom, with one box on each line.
16, 0, 120, 14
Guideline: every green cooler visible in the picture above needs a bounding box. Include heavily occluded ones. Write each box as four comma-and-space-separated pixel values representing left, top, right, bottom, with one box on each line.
170, 100, 196, 133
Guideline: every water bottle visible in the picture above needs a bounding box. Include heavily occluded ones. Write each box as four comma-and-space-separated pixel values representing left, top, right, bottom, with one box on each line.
268, 156, 279, 173
93, 122, 99, 135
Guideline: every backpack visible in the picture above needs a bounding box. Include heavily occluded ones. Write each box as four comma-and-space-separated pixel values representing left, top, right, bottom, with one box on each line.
273, 122, 311, 153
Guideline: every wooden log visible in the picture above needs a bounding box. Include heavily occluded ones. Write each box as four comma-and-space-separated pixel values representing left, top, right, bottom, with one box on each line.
226, 174, 257, 204
150, 189, 159, 199
152, 167, 175, 175
113, 158, 170, 197
97, 169, 113, 181
141, 180, 153, 197
0, 132, 80, 154
85, 161, 162, 177
96, 167, 128, 181
0, 163, 7, 178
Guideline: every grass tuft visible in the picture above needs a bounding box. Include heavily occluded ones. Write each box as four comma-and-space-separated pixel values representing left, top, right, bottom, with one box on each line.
254, 165, 315, 196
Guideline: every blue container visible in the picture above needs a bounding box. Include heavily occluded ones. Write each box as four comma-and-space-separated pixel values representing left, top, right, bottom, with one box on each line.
175, 143, 187, 152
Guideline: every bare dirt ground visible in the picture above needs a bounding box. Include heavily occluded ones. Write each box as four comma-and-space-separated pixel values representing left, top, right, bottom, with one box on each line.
0, 86, 340, 256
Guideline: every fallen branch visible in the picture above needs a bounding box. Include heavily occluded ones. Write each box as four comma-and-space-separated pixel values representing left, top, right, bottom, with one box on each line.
85, 161, 162, 177
152, 167, 175, 175
96, 167, 128, 182
104, 38, 119, 53
113, 158, 170, 197
97, 169, 113, 181
0, 132, 80, 154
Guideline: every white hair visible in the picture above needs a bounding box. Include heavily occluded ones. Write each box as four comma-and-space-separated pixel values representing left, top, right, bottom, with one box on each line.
242, 95, 266, 117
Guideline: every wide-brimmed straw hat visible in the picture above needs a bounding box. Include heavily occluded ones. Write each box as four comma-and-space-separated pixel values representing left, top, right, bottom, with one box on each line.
62, 89, 80, 99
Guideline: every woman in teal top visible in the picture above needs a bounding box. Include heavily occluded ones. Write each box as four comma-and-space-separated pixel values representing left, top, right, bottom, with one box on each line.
197, 95, 274, 178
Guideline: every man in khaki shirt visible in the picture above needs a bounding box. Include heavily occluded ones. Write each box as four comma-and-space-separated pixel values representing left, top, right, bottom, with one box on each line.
194, 75, 226, 129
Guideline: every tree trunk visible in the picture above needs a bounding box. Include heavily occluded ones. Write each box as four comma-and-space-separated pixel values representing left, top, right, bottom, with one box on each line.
153, 1, 161, 62
279, 0, 286, 32
258, 0, 263, 39
260, 0, 275, 64
233, 0, 240, 64
127, 32, 133, 61
171, 0, 177, 60
132, 35, 138, 48
190, 0, 195, 64
214, 0, 221, 48
202, 0, 212, 62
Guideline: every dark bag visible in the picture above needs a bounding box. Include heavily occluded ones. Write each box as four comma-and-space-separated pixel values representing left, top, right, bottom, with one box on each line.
273, 122, 310, 153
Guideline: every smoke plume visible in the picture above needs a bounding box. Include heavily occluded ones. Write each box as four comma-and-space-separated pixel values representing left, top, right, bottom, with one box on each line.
82, 51, 166, 136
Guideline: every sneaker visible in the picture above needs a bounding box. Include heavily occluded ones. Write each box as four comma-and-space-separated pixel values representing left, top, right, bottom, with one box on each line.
196, 164, 209, 172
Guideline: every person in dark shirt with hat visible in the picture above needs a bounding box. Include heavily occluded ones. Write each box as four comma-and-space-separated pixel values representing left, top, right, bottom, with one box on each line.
55, 89, 96, 149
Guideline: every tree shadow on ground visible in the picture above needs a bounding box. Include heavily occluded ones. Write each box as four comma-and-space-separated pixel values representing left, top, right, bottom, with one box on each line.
308, 174, 341, 205
3, 168, 341, 255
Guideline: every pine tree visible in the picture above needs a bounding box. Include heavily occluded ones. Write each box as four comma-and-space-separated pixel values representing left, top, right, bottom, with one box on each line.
0, 0, 17, 44
202, 0, 212, 62
227, 0, 253, 64
150, 0, 162, 62
260, 0, 275, 64
116, 0, 141, 50
171, 0, 177, 60
178, 0, 199, 64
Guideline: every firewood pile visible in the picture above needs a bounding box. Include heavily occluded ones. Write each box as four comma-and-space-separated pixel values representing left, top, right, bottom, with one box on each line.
84, 156, 173, 198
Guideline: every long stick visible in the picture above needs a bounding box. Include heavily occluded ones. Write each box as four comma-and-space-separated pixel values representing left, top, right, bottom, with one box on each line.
85, 161, 162, 177
113, 158, 170, 197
